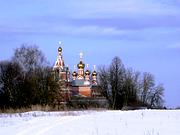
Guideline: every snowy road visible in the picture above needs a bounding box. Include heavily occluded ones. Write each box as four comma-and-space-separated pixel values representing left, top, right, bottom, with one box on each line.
0, 110, 180, 135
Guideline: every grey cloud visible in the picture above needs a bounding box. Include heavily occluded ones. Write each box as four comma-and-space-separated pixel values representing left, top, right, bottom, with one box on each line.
69, 15, 180, 30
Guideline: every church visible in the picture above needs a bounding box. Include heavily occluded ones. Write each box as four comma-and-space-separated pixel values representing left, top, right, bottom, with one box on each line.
53, 47, 100, 100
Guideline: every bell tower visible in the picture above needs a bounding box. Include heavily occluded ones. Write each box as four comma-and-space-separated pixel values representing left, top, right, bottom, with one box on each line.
53, 45, 69, 81
53, 47, 65, 71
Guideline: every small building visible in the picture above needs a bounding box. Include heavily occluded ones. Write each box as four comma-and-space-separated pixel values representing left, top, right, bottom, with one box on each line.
53, 47, 100, 100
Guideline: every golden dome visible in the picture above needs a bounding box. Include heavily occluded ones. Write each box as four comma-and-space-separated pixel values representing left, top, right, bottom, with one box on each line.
85, 70, 90, 75
92, 70, 97, 76
77, 61, 85, 69
72, 71, 77, 76
58, 47, 62, 52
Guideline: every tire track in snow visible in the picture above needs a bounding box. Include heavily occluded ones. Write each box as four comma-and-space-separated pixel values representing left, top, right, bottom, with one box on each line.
16, 117, 54, 135
16, 114, 90, 135
36, 116, 83, 135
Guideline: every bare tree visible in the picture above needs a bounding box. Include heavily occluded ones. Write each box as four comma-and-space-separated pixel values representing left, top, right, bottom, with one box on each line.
98, 58, 165, 110
140, 72, 155, 104
0, 61, 22, 109
98, 57, 126, 109
109, 57, 126, 109
13, 44, 47, 72
123, 68, 141, 106
149, 84, 165, 108
0, 45, 62, 109
139, 72, 165, 108
98, 66, 110, 102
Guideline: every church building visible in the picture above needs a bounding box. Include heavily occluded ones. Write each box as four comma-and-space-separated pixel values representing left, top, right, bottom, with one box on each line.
53, 47, 100, 99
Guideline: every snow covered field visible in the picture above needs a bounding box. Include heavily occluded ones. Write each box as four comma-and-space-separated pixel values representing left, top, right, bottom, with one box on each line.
0, 110, 180, 135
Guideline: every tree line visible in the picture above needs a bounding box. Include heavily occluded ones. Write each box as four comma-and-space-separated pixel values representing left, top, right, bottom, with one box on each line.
0, 45, 64, 110
0, 45, 165, 110
98, 57, 165, 110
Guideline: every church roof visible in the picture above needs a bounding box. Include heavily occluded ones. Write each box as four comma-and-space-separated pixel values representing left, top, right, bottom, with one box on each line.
71, 79, 90, 87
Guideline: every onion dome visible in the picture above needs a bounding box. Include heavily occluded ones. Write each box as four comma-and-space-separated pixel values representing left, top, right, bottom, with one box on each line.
92, 70, 97, 76
58, 47, 62, 53
72, 71, 78, 76
85, 70, 90, 75
77, 61, 85, 69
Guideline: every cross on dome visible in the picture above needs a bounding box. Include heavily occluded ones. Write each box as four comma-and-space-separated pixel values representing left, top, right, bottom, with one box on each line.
58, 41, 62, 45
93, 65, 96, 71
79, 52, 83, 61
74, 65, 76, 70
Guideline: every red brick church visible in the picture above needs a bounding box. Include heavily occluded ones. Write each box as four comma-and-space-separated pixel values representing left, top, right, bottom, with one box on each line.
53, 47, 100, 100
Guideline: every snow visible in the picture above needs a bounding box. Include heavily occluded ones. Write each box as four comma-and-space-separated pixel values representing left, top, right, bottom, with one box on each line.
0, 110, 180, 135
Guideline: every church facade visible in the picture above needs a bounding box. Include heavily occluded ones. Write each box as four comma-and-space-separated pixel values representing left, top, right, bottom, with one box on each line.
53, 47, 100, 100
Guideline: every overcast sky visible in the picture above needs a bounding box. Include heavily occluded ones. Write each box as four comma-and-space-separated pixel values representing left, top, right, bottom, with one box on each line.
0, 0, 180, 107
